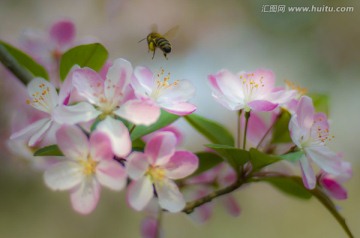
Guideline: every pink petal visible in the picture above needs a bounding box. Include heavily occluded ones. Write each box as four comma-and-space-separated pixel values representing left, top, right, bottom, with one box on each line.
58, 65, 80, 105
161, 102, 196, 116
49, 20, 75, 47
305, 147, 343, 176
133, 66, 154, 96
245, 111, 269, 147
99, 61, 112, 80
70, 178, 101, 215
27, 77, 58, 113
155, 178, 185, 213
296, 96, 315, 130
90, 131, 114, 161
145, 132, 176, 166
96, 160, 127, 191
164, 151, 198, 179
72, 68, 104, 105
56, 125, 89, 161
126, 152, 150, 180
142, 125, 183, 146
289, 115, 309, 147
127, 177, 154, 211
141, 217, 159, 238
299, 156, 316, 189
320, 177, 347, 200
220, 195, 241, 217
95, 117, 131, 158
44, 161, 83, 190
190, 203, 212, 224
250, 69, 275, 95
210, 70, 244, 103
114, 99, 160, 126
247, 100, 278, 112
104, 58, 132, 101
53, 102, 101, 125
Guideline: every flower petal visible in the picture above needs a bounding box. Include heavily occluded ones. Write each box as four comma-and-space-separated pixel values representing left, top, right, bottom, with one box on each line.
95, 117, 131, 158
56, 125, 89, 161
49, 20, 75, 47
10, 117, 49, 142
53, 102, 101, 124
164, 151, 198, 179
70, 178, 101, 215
305, 147, 343, 176
27, 77, 58, 113
28, 119, 54, 147
209, 70, 244, 104
220, 195, 241, 217
72, 68, 104, 105
133, 66, 154, 96
157, 80, 195, 103
141, 217, 159, 238
320, 177, 347, 200
44, 161, 83, 190
127, 177, 154, 211
96, 160, 127, 191
296, 96, 315, 130
104, 58, 132, 101
161, 102, 196, 116
89, 131, 113, 161
127, 152, 150, 180
114, 99, 160, 126
299, 155, 316, 189
145, 132, 176, 166
155, 178, 185, 213
247, 100, 278, 112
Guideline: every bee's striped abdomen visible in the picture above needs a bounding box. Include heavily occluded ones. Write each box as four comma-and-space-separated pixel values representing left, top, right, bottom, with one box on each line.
155, 37, 171, 53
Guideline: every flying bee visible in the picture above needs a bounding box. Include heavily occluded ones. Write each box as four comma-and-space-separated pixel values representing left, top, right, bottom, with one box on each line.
139, 25, 179, 59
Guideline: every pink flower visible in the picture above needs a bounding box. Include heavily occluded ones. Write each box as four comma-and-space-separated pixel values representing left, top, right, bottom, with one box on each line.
318, 160, 352, 200
126, 132, 198, 213
142, 125, 183, 146
20, 20, 76, 87
44, 125, 127, 214
208, 69, 295, 112
289, 96, 349, 189
10, 78, 62, 146
128, 67, 196, 125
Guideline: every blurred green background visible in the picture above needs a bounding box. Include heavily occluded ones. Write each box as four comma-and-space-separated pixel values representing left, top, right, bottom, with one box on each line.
0, 0, 359, 237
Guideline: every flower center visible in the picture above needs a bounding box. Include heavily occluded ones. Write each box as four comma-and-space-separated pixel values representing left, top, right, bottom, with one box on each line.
146, 166, 166, 183
310, 116, 334, 145
240, 73, 265, 102
80, 156, 98, 176
26, 83, 53, 112
151, 68, 179, 99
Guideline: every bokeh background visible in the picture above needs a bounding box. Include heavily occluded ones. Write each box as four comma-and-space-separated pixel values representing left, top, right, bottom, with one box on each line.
0, 0, 359, 237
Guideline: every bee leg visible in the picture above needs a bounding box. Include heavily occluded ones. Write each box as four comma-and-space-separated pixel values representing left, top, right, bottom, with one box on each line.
152, 50, 155, 59
164, 53, 168, 60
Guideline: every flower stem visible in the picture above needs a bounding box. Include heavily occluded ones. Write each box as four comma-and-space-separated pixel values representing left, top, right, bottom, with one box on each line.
237, 109, 243, 148
182, 177, 245, 214
256, 112, 282, 149
156, 208, 163, 238
0, 44, 33, 85
129, 124, 136, 134
242, 111, 251, 150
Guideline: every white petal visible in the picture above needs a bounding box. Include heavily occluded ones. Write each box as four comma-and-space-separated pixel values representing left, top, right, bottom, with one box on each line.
72, 68, 104, 105
96, 160, 127, 191
28, 119, 53, 146
56, 125, 89, 161
127, 177, 154, 211
53, 102, 101, 124
305, 147, 343, 176
70, 178, 101, 215
126, 152, 150, 180
299, 156, 316, 189
10, 118, 49, 143
155, 178, 185, 213
44, 161, 83, 190
95, 117, 131, 158
27, 77, 58, 113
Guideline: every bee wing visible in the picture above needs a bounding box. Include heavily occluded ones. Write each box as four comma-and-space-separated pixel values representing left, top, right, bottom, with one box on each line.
150, 23, 158, 33
163, 25, 180, 40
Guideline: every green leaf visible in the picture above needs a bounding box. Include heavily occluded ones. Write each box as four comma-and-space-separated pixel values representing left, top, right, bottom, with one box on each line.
34, 145, 63, 156
184, 114, 234, 146
205, 144, 250, 170
261, 176, 312, 199
0, 40, 49, 80
271, 109, 292, 143
59, 43, 108, 81
309, 93, 330, 115
131, 110, 180, 141
191, 152, 224, 177
280, 151, 304, 162
249, 148, 282, 172
132, 138, 145, 152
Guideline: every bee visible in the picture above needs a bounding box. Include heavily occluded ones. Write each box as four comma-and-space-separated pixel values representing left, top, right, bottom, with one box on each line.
139, 25, 179, 59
